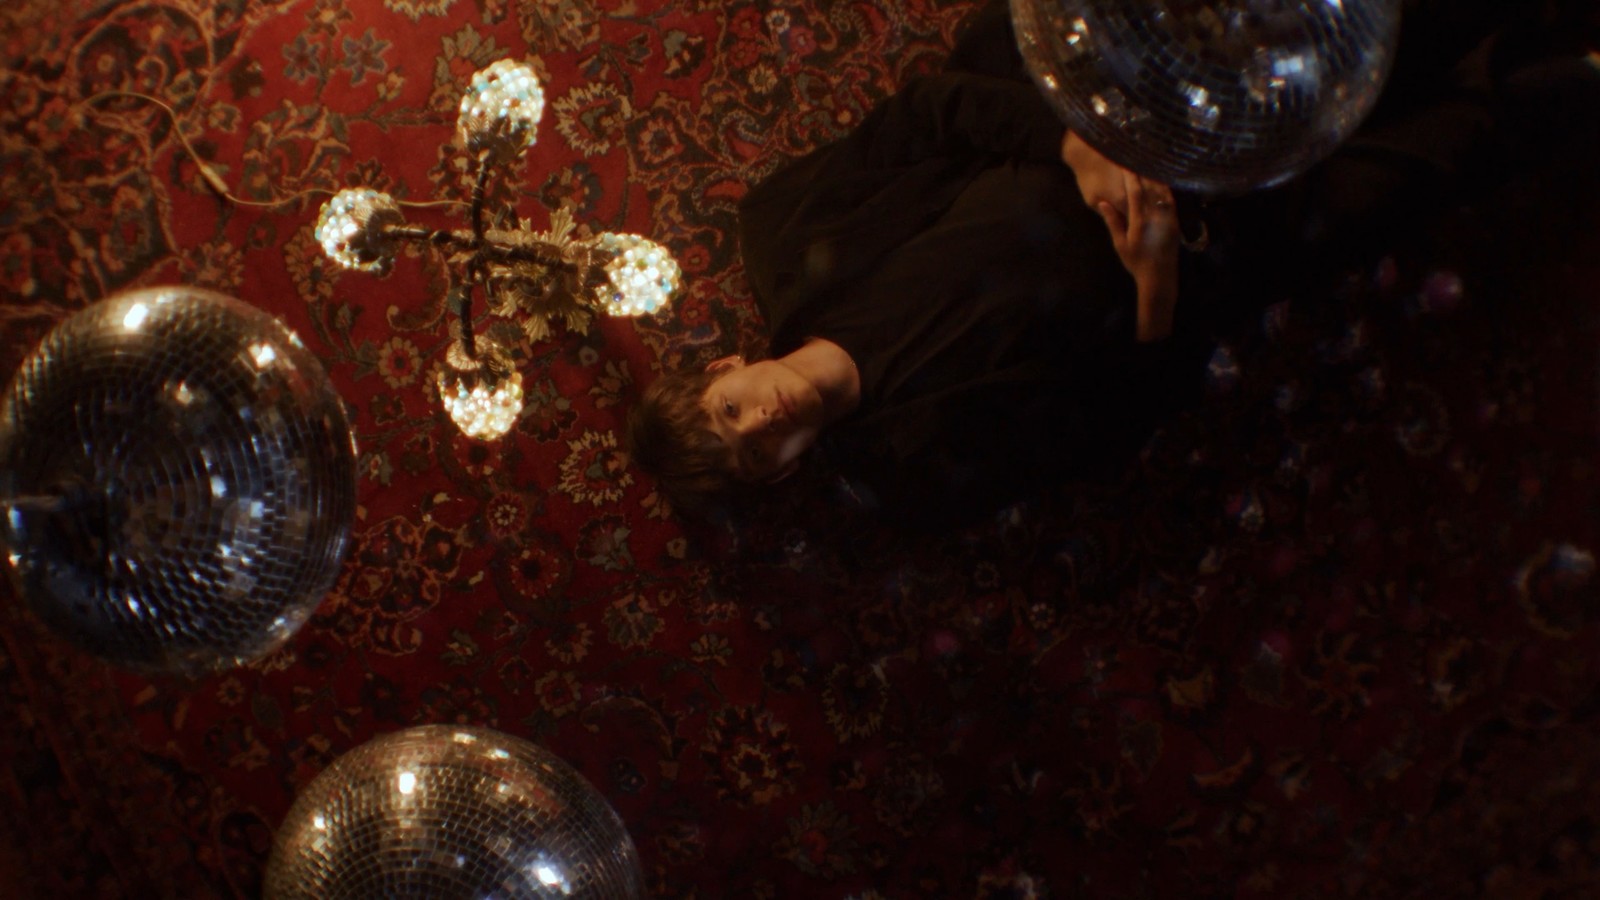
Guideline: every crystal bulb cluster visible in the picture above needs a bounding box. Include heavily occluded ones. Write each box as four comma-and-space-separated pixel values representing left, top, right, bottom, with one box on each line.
315, 188, 404, 274
590, 233, 681, 316
457, 59, 546, 164
436, 338, 523, 440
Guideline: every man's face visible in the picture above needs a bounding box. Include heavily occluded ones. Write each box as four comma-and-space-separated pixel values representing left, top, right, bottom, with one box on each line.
698, 358, 824, 483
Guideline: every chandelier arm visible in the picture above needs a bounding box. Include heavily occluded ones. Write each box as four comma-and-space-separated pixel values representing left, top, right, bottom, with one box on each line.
479, 242, 581, 273
384, 225, 472, 248
468, 151, 494, 244
462, 260, 497, 362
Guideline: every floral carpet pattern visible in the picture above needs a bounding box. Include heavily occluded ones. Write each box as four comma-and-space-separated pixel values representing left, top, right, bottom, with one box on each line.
2, 1, 1599, 897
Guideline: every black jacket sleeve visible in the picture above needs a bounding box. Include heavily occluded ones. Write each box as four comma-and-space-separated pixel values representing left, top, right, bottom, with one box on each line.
858, 73, 1067, 168
739, 71, 1069, 331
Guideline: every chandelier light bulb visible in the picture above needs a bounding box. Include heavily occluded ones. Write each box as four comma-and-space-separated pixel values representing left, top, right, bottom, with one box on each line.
590, 232, 682, 317
435, 338, 523, 440
314, 188, 405, 274
457, 59, 546, 165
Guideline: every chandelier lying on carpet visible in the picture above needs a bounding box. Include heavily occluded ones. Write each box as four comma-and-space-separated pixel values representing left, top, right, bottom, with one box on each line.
313, 60, 682, 440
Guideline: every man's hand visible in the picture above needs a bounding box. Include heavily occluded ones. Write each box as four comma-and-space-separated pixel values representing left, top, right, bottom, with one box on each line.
1060, 130, 1132, 217
1096, 170, 1181, 342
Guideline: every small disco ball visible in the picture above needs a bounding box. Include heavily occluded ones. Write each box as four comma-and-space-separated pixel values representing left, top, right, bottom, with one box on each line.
1010, 0, 1401, 195
264, 724, 645, 899
0, 286, 357, 676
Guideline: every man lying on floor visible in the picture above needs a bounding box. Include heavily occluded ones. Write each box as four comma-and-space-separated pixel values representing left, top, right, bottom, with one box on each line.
628, 0, 1599, 530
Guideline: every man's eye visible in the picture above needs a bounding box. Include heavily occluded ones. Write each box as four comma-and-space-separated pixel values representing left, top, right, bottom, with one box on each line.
724, 400, 736, 416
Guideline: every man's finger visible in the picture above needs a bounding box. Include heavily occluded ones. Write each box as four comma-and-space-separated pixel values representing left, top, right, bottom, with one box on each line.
1123, 169, 1144, 211
1097, 201, 1128, 238
1146, 179, 1175, 214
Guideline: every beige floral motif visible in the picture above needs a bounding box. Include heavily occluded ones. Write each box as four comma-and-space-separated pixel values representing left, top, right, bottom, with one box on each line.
250, 647, 300, 675
700, 705, 803, 806
441, 629, 479, 665
557, 429, 634, 506
603, 591, 663, 649
688, 634, 732, 666
1301, 632, 1377, 719
375, 71, 406, 103
315, 514, 464, 655
229, 727, 272, 771
183, 241, 244, 293
553, 82, 631, 156
518, 0, 600, 51
483, 492, 530, 538
376, 336, 422, 388
25, 95, 75, 152
502, 533, 569, 599
821, 662, 888, 742
748, 64, 779, 95
239, 100, 349, 201
1513, 542, 1596, 638
1165, 666, 1215, 711
418, 679, 498, 726
496, 656, 532, 693
283, 224, 336, 304
1, 231, 37, 297
429, 25, 505, 115
214, 677, 245, 707
96, 183, 154, 277
588, 359, 630, 409
385, 0, 456, 23
774, 802, 858, 879
205, 103, 241, 133
654, 820, 706, 865
534, 670, 581, 717
305, 0, 352, 36
545, 622, 591, 663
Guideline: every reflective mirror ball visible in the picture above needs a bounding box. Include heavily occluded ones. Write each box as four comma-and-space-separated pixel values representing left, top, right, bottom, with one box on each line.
0, 286, 357, 676
265, 725, 646, 899
1010, 0, 1402, 194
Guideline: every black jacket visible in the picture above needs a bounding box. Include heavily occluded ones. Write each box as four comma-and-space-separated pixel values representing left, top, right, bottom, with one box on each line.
736, 16, 1211, 527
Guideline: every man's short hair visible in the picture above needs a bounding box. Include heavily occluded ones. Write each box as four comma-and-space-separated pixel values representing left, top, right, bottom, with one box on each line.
625, 366, 736, 518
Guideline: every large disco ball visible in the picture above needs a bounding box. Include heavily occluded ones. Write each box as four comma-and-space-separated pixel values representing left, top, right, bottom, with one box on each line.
1011, 0, 1402, 194
0, 286, 357, 676
265, 725, 645, 899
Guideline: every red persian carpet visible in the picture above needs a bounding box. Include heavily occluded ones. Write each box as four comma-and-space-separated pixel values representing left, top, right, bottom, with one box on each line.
2, 1, 1599, 897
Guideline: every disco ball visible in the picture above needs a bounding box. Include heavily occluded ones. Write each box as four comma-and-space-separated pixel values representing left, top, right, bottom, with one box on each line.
265, 724, 646, 899
1010, 0, 1402, 194
0, 286, 357, 676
